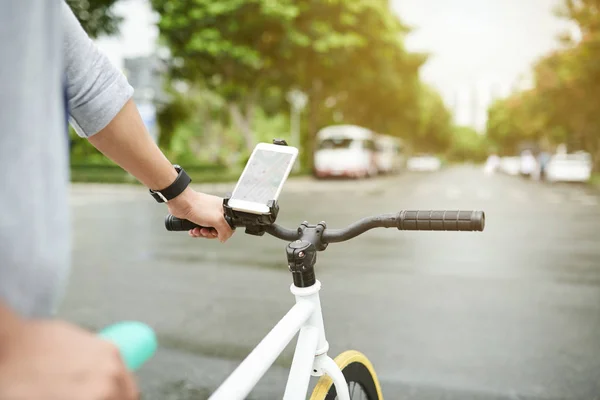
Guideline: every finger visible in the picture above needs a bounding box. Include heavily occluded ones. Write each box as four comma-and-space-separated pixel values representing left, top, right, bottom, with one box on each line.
119, 370, 140, 400
194, 228, 205, 238
199, 231, 217, 239
189, 227, 201, 237
216, 219, 234, 242
200, 228, 218, 238
106, 344, 140, 400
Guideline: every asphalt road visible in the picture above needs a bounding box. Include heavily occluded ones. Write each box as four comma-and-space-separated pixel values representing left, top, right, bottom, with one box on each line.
60, 166, 600, 400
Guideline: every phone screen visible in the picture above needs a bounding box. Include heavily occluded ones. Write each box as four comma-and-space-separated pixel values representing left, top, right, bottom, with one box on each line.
231, 149, 295, 205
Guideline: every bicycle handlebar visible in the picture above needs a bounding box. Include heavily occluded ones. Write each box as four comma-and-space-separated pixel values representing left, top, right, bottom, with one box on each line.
165, 210, 484, 243
164, 215, 206, 232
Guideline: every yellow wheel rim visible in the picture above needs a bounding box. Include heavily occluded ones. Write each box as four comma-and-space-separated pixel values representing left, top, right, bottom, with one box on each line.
310, 350, 384, 400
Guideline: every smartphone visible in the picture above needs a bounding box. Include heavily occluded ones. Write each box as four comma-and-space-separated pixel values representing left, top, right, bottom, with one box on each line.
228, 143, 299, 214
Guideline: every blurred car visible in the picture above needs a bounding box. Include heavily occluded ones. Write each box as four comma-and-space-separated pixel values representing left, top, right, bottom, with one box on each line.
406, 154, 442, 172
499, 156, 521, 175
519, 149, 537, 177
484, 154, 501, 175
544, 152, 592, 183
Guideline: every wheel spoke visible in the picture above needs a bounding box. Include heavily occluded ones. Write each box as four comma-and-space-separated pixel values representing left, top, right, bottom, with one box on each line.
336, 381, 369, 400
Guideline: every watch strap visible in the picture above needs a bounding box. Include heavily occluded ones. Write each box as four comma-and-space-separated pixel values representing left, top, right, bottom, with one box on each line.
149, 165, 191, 203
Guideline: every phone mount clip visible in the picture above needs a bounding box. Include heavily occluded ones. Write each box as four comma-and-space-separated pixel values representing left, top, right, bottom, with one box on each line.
223, 198, 279, 237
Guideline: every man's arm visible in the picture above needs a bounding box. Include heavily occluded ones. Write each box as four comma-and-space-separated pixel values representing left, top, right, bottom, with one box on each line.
61, 2, 232, 241
88, 99, 233, 241
62, 1, 133, 138
87, 99, 179, 195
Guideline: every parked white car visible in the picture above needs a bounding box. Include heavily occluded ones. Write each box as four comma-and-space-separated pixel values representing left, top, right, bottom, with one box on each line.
499, 156, 521, 176
484, 154, 501, 175
544, 152, 592, 183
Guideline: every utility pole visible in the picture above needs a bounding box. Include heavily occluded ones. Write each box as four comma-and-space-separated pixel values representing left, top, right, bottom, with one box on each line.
286, 89, 308, 171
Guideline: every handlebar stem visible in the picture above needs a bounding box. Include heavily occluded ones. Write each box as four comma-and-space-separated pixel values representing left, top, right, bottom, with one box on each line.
284, 221, 329, 288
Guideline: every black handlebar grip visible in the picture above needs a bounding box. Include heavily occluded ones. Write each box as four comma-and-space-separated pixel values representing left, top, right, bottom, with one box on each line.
164, 215, 206, 231
397, 210, 485, 232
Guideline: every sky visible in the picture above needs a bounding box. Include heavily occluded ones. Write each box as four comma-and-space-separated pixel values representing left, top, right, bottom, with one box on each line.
95, 0, 158, 69
391, 0, 575, 129
96, 0, 576, 130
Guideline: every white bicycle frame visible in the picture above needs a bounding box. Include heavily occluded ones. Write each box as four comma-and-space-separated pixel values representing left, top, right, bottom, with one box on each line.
208, 280, 351, 400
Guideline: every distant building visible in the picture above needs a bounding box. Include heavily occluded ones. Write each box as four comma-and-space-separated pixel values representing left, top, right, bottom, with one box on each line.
123, 54, 168, 105
447, 76, 515, 133
122, 54, 169, 142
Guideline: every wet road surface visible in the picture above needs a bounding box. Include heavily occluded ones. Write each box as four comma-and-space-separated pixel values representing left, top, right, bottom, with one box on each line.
61, 166, 600, 399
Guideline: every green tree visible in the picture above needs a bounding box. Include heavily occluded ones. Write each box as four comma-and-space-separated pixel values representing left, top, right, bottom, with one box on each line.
150, 0, 300, 151
447, 125, 489, 162
284, 1, 425, 166
66, 0, 122, 38
486, 89, 549, 155
150, 0, 432, 170
486, 0, 600, 170
411, 84, 453, 154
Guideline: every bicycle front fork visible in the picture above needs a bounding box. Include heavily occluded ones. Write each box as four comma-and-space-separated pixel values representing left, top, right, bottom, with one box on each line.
282, 281, 350, 400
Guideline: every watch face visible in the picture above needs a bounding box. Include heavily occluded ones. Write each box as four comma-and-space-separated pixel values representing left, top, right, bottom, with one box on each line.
173, 165, 182, 172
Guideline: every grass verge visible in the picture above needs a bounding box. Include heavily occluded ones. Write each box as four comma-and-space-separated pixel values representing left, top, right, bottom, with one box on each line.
71, 164, 307, 184
70, 164, 241, 184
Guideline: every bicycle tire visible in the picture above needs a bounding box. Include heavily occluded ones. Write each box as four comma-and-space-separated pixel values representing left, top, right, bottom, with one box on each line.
309, 350, 383, 400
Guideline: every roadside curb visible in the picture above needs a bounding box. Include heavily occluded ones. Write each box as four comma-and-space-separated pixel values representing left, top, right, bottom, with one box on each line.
68, 177, 393, 206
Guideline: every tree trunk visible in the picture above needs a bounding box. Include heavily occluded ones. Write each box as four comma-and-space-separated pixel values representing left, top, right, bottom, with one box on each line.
204, 118, 224, 164
228, 102, 254, 152
213, 123, 225, 165
245, 97, 256, 143
304, 79, 322, 173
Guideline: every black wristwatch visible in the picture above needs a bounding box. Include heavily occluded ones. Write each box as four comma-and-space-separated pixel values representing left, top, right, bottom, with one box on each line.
149, 165, 191, 203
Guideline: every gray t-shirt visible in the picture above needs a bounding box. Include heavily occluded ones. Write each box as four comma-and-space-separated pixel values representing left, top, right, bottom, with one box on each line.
0, 0, 133, 317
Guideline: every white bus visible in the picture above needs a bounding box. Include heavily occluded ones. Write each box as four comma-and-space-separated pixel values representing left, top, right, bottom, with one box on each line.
313, 125, 378, 179
313, 125, 404, 178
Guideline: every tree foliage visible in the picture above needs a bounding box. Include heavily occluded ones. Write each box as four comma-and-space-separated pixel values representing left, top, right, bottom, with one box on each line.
487, 0, 600, 169
66, 0, 456, 168
150, 0, 448, 167
412, 84, 453, 153
66, 0, 122, 38
447, 125, 489, 162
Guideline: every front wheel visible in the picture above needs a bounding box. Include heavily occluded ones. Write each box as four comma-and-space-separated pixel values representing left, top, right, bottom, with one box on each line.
309, 350, 383, 400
